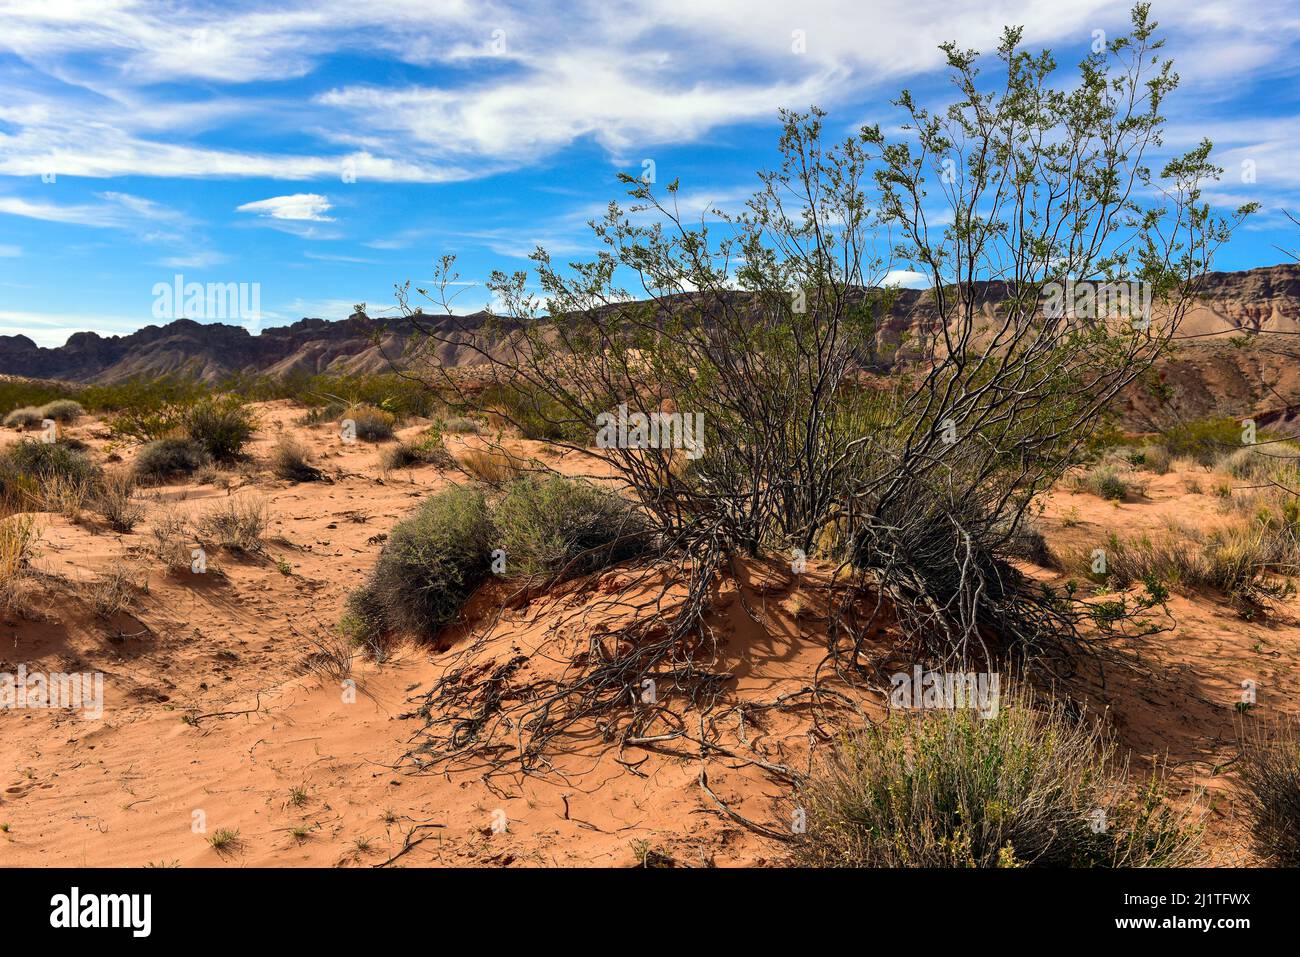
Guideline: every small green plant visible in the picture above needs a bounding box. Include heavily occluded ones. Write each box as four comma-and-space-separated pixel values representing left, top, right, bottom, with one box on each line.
208, 828, 241, 852
133, 438, 210, 482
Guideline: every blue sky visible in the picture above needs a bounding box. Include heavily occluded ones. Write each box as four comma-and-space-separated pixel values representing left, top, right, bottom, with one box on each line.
1, 0, 1298, 347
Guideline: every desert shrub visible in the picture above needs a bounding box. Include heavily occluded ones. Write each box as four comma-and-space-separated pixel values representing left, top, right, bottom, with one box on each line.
100, 378, 203, 442
479, 380, 588, 442
1071, 464, 1145, 501
0, 440, 100, 510
1126, 443, 1172, 474
3, 406, 43, 430
793, 693, 1202, 867
494, 477, 653, 578
1161, 417, 1252, 467
1237, 719, 1300, 866
441, 416, 481, 434
1216, 444, 1300, 487
343, 404, 396, 442
133, 438, 210, 482
148, 508, 194, 573
183, 395, 258, 461
457, 447, 524, 484
344, 485, 493, 641
269, 434, 321, 481
0, 380, 73, 416
297, 400, 348, 426
90, 470, 144, 532
196, 497, 269, 552
37, 399, 84, 424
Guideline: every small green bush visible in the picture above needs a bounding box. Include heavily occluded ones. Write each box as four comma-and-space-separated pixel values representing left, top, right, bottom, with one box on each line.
183, 395, 258, 461
1072, 464, 1144, 502
380, 437, 455, 471
344, 485, 494, 642
494, 477, 653, 578
344, 405, 396, 442
1161, 417, 1253, 467
37, 399, 84, 423
3, 407, 44, 430
134, 438, 210, 482
0, 439, 98, 487
793, 692, 1203, 867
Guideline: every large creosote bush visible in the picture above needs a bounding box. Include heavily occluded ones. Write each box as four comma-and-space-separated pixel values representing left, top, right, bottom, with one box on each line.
495, 476, 653, 579
345, 485, 494, 642
793, 692, 1203, 867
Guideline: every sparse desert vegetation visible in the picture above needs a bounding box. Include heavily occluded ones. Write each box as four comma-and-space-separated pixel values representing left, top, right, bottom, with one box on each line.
0, 4, 1296, 902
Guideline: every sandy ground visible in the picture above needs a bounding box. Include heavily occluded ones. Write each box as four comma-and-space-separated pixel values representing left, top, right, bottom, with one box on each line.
0, 403, 1293, 867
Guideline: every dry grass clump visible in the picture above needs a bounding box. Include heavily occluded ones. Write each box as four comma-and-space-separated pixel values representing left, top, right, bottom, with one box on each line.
1076, 512, 1300, 602
0, 440, 101, 518
196, 497, 270, 553
298, 630, 354, 682
792, 692, 1203, 867
1237, 718, 1300, 867
1070, 463, 1146, 502
90, 470, 144, 532
269, 434, 322, 482
148, 508, 197, 573
343, 405, 396, 442
1124, 443, 1172, 474
457, 447, 524, 485
3, 407, 44, 430
86, 565, 142, 619
380, 433, 455, 471
0, 513, 40, 613
1216, 444, 1300, 485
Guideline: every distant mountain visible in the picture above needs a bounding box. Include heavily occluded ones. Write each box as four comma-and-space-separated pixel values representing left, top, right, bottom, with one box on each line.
4, 265, 1300, 427
0, 311, 500, 384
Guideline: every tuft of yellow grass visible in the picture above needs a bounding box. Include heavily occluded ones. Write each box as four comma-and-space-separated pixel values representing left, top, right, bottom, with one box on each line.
0, 513, 40, 612
457, 447, 524, 484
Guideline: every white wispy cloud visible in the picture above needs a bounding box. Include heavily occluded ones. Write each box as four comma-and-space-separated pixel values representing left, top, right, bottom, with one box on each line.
3, 0, 1292, 186
237, 193, 334, 221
